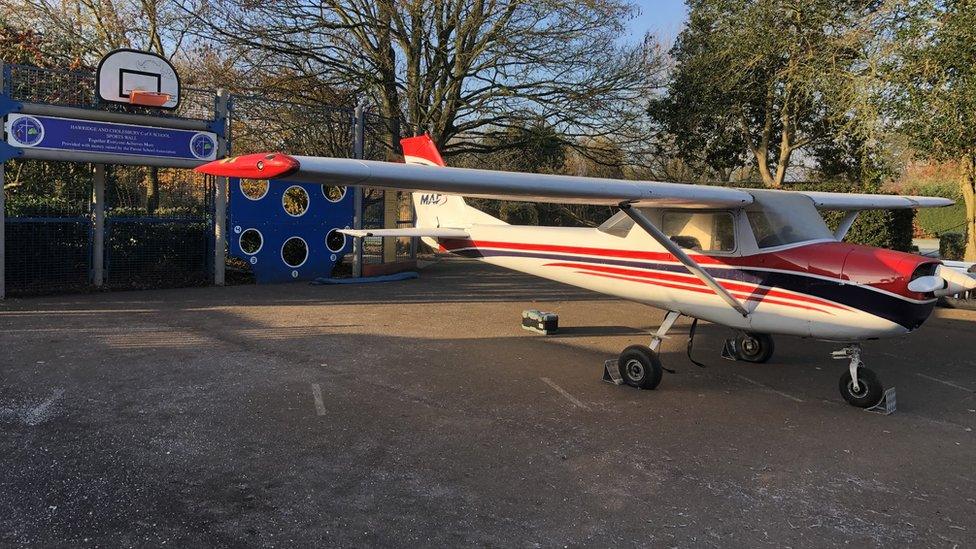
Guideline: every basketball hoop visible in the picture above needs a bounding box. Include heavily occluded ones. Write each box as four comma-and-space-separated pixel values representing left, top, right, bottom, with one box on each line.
97, 49, 181, 110
128, 90, 172, 107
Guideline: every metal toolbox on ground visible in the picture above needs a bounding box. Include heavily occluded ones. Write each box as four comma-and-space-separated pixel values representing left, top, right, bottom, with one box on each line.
521, 309, 558, 335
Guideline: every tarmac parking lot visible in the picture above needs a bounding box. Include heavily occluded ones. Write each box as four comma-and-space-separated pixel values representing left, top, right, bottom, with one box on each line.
1, 258, 975, 547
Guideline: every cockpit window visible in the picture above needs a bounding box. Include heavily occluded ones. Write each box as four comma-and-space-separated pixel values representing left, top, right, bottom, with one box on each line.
597, 211, 635, 237
661, 211, 736, 252
747, 190, 833, 248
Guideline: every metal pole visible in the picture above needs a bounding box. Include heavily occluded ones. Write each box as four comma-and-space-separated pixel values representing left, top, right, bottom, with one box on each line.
409, 200, 418, 261
19, 148, 206, 169
213, 89, 230, 286
92, 164, 105, 286
0, 160, 4, 301
352, 103, 365, 277
0, 64, 5, 300
19, 102, 212, 131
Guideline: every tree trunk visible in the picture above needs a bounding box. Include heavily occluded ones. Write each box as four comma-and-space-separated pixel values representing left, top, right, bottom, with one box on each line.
755, 149, 776, 188
962, 154, 976, 261
146, 167, 159, 215
377, 0, 403, 159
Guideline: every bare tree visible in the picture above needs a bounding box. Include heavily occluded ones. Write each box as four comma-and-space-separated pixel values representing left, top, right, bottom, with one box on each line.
4, 0, 204, 64
180, 0, 663, 158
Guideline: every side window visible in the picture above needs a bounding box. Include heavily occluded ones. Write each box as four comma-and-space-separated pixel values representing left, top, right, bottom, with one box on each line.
661, 211, 736, 252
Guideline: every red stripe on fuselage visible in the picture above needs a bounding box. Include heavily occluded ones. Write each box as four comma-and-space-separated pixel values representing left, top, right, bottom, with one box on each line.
439, 237, 934, 300
576, 271, 834, 315
545, 262, 848, 312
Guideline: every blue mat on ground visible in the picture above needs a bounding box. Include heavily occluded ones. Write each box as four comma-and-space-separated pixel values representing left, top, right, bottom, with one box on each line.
311, 271, 419, 285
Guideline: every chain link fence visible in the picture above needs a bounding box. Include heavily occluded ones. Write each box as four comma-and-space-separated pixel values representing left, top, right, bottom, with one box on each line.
3, 159, 93, 294
4, 64, 217, 120
3, 63, 219, 295
103, 166, 214, 290
3, 63, 405, 295
229, 96, 354, 157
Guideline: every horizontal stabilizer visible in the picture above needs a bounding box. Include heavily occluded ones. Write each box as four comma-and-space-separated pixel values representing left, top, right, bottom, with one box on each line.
338, 228, 469, 238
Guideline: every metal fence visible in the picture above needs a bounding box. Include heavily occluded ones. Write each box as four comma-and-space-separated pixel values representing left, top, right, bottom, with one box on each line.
2, 63, 221, 295
229, 95, 355, 158
2, 63, 403, 296
102, 166, 214, 290
2, 159, 216, 295
5, 64, 217, 120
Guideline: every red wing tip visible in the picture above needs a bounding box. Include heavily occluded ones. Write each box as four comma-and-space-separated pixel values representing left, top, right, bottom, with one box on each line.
195, 152, 300, 179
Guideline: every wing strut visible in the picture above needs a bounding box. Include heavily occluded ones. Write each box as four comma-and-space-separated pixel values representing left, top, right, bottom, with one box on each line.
619, 203, 749, 318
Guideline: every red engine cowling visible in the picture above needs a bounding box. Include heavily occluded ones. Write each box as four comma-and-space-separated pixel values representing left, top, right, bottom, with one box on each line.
840, 245, 940, 300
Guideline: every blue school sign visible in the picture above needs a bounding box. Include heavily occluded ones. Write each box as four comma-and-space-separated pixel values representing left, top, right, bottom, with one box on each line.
5, 114, 218, 161
228, 178, 354, 283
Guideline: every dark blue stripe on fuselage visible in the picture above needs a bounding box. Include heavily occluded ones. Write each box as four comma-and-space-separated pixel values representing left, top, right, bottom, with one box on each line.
450, 247, 934, 331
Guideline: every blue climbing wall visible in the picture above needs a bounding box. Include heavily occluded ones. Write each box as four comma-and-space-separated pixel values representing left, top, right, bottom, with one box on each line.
228, 178, 354, 283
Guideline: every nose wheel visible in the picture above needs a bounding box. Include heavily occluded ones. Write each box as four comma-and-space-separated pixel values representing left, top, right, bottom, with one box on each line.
833, 345, 884, 408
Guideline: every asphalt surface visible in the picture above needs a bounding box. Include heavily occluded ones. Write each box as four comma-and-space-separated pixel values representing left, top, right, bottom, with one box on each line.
1, 258, 975, 547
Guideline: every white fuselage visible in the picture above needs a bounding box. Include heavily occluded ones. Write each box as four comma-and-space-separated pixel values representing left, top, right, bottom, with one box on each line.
434, 220, 923, 341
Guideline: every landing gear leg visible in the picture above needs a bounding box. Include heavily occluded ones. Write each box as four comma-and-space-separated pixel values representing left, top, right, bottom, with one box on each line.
649, 310, 681, 352
833, 344, 884, 408
615, 310, 680, 389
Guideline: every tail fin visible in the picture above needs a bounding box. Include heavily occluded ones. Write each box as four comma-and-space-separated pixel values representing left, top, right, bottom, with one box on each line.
401, 135, 505, 228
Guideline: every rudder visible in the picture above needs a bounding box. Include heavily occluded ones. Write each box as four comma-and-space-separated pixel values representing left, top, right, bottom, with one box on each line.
401, 135, 504, 229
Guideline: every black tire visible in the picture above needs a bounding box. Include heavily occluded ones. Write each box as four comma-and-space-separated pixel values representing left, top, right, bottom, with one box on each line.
734, 333, 775, 363
617, 345, 663, 390
838, 367, 884, 408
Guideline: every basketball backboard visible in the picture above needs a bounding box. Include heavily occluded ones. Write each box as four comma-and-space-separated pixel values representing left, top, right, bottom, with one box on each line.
96, 49, 180, 110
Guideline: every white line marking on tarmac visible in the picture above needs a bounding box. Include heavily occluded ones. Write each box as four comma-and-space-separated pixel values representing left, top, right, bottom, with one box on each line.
23, 389, 65, 426
735, 375, 804, 403
915, 373, 975, 394
311, 384, 326, 416
540, 377, 590, 411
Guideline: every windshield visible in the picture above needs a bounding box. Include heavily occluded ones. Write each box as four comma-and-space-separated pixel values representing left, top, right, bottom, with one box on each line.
747, 190, 833, 248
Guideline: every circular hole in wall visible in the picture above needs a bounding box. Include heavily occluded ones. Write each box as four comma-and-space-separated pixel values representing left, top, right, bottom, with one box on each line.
240, 179, 269, 200
326, 229, 346, 253
282, 186, 310, 217
239, 228, 263, 255
281, 237, 309, 268
322, 185, 347, 203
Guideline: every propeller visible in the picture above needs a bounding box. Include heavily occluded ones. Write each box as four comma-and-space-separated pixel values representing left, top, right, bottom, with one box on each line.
908, 264, 976, 297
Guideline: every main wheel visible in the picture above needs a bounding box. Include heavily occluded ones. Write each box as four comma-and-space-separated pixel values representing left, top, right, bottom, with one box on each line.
838, 367, 884, 408
618, 345, 663, 390
734, 333, 775, 363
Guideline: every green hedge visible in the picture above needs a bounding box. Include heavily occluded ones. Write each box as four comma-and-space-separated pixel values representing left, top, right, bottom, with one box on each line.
5, 195, 89, 217
901, 180, 966, 237
940, 233, 966, 260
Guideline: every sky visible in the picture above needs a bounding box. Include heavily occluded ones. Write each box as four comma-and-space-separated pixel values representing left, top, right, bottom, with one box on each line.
627, 0, 689, 45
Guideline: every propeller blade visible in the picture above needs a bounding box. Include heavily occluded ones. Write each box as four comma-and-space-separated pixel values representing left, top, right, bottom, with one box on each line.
932, 264, 976, 297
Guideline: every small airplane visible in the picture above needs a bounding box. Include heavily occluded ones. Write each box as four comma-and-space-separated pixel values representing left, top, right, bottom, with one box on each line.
197, 135, 976, 409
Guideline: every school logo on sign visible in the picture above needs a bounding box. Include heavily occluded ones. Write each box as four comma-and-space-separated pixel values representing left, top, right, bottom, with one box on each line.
9, 116, 44, 147
190, 133, 217, 160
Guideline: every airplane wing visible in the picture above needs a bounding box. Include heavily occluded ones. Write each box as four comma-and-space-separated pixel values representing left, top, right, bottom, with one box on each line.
798, 191, 953, 210
338, 228, 468, 238
196, 153, 954, 210
195, 153, 754, 209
